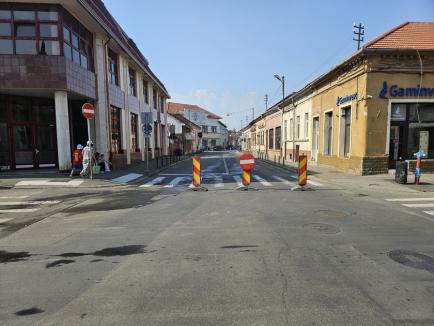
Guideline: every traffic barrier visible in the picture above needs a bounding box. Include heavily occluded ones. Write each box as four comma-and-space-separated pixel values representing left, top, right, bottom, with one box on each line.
242, 169, 250, 186
298, 155, 307, 186
192, 156, 201, 187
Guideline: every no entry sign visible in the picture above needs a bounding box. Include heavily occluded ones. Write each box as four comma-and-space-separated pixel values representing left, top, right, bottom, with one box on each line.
82, 103, 95, 119
239, 153, 255, 171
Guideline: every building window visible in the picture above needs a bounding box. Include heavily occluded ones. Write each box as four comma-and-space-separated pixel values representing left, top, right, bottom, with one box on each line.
342, 107, 351, 157
296, 116, 300, 139
304, 113, 309, 139
130, 113, 138, 152
275, 126, 281, 150
128, 67, 136, 97
107, 48, 118, 85
268, 129, 274, 149
152, 88, 157, 109
0, 4, 61, 56
284, 120, 287, 141
202, 125, 208, 133
110, 106, 122, 153
62, 9, 93, 70
143, 80, 149, 104
160, 97, 164, 113
324, 111, 333, 156
211, 126, 217, 133
289, 118, 293, 140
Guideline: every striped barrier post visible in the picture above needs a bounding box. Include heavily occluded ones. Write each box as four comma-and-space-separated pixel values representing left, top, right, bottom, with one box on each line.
242, 169, 251, 186
192, 156, 201, 187
298, 154, 307, 186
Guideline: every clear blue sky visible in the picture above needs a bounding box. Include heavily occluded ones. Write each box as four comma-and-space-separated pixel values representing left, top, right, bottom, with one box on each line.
104, 0, 434, 130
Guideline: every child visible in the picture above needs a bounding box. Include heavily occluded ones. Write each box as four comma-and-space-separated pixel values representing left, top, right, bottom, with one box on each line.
70, 144, 83, 177
98, 154, 112, 173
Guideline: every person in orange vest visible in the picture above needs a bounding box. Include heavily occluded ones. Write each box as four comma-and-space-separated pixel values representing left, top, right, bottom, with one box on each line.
70, 144, 83, 177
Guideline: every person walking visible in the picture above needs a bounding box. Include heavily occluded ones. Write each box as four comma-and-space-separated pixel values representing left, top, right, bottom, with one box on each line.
80, 141, 94, 177
70, 144, 83, 177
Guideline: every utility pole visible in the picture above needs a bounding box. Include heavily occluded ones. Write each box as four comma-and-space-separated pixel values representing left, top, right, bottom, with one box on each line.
264, 94, 268, 111
353, 23, 365, 50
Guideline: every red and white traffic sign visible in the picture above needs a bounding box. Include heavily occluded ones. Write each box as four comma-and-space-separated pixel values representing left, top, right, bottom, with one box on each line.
82, 103, 95, 119
239, 152, 255, 171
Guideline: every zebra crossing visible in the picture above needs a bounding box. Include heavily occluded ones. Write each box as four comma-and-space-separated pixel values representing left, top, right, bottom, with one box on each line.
137, 174, 323, 190
384, 197, 434, 218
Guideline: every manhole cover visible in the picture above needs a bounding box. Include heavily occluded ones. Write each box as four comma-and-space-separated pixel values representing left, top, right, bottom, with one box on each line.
314, 209, 349, 218
302, 223, 341, 235
388, 250, 434, 273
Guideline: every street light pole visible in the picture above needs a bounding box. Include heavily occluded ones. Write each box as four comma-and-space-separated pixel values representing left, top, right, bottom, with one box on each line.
274, 74, 285, 161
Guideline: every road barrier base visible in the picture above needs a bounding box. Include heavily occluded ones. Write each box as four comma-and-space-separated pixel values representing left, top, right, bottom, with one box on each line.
236, 186, 258, 191
189, 185, 208, 192
291, 185, 315, 192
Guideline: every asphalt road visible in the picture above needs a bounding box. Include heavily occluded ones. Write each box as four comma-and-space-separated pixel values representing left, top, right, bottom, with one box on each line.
0, 151, 433, 325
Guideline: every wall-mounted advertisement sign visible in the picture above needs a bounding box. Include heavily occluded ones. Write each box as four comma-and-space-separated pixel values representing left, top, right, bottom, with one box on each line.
391, 104, 406, 121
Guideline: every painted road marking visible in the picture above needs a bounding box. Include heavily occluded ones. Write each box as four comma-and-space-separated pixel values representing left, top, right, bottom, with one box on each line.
160, 173, 192, 176
0, 209, 40, 214
272, 176, 295, 186
140, 177, 166, 188
233, 175, 243, 187
423, 211, 434, 215
112, 173, 143, 184
0, 201, 60, 206
214, 175, 224, 187
288, 174, 323, 187
164, 177, 189, 188
253, 175, 272, 186
0, 217, 13, 222
385, 197, 434, 202
402, 203, 434, 208
15, 180, 83, 187
0, 196, 29, 199
223, 158, 229, 175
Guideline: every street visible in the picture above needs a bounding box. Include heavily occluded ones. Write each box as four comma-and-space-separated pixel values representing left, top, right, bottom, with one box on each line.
1, 151, 434, 326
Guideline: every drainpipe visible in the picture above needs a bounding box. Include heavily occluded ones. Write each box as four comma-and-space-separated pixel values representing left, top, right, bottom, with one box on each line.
292, 97, 296, 161
103, 36, 111, 159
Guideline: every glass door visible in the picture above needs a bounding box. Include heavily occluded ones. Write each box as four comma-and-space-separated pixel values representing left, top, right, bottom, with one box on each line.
13, 125, 34, 168
312, 117, 319, 161
36, 125, 57, 167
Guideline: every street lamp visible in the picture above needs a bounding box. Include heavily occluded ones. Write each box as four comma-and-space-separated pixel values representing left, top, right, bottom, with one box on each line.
274, 74, 285, 160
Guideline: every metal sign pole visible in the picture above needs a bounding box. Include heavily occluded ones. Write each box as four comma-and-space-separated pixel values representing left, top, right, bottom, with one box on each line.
87, 119, 93, 180
146, 137, 149, 172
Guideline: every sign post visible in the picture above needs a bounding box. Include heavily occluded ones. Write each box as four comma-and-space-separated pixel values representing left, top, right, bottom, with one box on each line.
141, 112, 153, 174
82, 103, 95, 180
239, 152, 255, 190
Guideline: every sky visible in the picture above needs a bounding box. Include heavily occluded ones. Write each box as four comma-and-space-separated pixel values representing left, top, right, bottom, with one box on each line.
104, 0, 434, 130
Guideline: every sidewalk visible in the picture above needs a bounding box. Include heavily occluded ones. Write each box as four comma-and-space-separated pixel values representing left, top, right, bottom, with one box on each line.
0, 155, 190, 189
256, 156, 434, 195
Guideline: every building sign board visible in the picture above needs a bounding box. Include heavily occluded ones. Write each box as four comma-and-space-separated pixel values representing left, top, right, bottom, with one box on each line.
379, 81, 434, 98
336, 92, 357, 106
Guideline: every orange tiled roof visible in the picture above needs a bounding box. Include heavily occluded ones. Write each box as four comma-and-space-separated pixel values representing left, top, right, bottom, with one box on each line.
364, 22, 434, 50
168, 102, 222, 120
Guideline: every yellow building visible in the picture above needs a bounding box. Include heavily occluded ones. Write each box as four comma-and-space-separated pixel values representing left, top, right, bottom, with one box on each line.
310, 22, 434, 174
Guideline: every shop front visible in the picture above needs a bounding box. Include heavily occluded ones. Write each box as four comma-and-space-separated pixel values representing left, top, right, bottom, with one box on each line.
0, 94, 88, 170
389, 101, 434, 168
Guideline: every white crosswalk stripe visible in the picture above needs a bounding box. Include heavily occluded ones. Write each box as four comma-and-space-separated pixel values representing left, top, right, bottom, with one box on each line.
0, 197, 62, 215
272, 176, 295, 186
253, 175, 272, 186
164, 176, 190, 188
384, 197, 434, 218
233, 175, 243, 187
214, 176, 224, 187
139, 177, 166, 188
112, 173, 143, 184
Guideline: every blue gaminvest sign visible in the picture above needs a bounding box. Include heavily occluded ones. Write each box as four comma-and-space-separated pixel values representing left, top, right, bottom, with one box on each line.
379, 81, 434, 98
336, 92, 357, 106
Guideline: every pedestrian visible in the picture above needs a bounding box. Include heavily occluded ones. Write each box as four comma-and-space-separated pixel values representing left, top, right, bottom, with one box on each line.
80, 141, 95, 177
98, 154, 112, 173
70, 144, 83, 177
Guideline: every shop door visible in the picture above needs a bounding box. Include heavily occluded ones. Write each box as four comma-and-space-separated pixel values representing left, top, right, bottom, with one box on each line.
12, 125, 35, 168
36, 125, 57, 168
312, 117, 319, 161
389, 126, 400, 168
